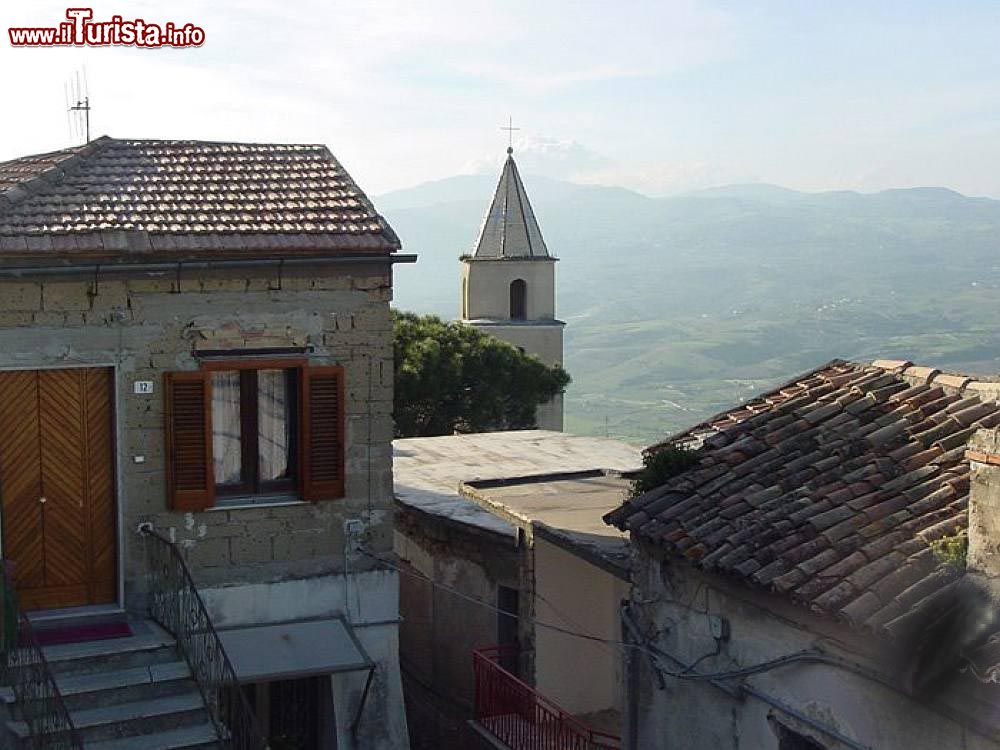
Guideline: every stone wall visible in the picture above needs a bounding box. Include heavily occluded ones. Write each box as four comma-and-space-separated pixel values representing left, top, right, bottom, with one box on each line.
968, 428, 1000, 581
0, 263, 396, 596
625, 542, 1000, 750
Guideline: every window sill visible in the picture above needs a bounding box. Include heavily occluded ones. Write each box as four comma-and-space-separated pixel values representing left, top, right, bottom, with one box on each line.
208, 493, 306, 512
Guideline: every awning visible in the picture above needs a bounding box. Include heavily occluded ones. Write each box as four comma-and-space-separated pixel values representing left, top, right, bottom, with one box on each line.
217, 616, 373, 684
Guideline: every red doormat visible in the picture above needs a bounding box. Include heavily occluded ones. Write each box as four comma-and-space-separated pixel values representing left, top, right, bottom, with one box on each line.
34, 621, 132, 647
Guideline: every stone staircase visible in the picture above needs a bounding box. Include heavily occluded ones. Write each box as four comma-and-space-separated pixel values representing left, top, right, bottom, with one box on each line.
3, 619, 221, 749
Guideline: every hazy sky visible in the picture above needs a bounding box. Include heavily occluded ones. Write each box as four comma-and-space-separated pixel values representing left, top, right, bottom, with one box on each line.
3, 1, 1000, 197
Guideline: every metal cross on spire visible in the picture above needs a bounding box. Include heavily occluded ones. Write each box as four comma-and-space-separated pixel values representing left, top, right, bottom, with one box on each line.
501, 116, 520, 154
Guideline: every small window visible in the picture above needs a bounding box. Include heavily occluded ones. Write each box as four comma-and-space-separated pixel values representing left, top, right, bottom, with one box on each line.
165, 362, 345, 511
509, 279, 527, 320
462, 278, 468, 319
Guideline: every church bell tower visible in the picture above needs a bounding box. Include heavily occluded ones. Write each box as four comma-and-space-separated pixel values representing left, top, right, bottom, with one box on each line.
460, 146, 565, 431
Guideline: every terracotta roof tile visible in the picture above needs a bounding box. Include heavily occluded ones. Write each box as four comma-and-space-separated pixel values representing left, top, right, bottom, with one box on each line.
605, 358, 996, 633
903, 366, 941, 384
933, 373, 973, 391
0, 136, 399, 260
872, 359, 913, 371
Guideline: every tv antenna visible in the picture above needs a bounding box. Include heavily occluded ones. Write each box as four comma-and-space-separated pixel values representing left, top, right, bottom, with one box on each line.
65, 68, 91, 144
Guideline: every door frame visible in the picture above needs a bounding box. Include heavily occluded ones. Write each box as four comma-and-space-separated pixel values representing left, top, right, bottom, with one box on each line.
0, 361, 125, 616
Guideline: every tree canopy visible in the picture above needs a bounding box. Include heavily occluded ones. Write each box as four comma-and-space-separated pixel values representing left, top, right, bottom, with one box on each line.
393, 311, 571, 438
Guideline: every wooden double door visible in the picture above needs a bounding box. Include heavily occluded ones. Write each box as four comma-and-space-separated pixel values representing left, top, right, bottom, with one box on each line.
0, 368, 117, 610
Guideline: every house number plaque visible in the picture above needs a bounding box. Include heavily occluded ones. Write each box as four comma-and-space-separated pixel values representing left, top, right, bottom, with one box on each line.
133, 380, 154, 395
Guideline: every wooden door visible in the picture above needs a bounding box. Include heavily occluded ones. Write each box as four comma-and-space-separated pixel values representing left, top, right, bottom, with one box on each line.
0, 368, 117, 610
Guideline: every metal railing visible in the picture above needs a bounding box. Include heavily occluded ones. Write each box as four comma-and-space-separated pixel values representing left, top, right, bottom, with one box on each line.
0, 562, 83, 749
140, 528, 267, 750
473, 645, 620, 750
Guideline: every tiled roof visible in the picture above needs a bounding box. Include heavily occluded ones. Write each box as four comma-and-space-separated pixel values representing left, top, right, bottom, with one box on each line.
0, 144, 89, 192
0, 136, 399, 261
605, 359, 1000, 633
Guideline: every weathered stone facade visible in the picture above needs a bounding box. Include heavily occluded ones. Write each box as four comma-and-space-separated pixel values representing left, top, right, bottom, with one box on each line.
0, 262, 408, 749
0, 136, 411, 749
624, 542, 1000, 750
0, 262, 394, 591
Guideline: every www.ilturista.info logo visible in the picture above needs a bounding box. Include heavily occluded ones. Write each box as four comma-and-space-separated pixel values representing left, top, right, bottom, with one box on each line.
9, 8, 205, 47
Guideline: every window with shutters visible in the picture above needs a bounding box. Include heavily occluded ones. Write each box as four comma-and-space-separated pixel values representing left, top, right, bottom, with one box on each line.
211, 368, 298, 497
165, 361, 345, 510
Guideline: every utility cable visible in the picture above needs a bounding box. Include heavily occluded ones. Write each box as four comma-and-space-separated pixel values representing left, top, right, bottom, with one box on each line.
361, 545, 897, 690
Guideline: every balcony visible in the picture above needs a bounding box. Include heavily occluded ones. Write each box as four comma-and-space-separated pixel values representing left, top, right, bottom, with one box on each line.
471, 646, 620, 750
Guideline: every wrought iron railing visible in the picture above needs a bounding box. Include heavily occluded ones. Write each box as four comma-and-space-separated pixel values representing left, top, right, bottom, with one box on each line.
473, 646, 620, 750
0, 562, 83, 750
140, 528, 267, 750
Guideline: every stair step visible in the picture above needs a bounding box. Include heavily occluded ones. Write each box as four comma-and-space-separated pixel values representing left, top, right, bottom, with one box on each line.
41, 629, 178, 676
85, 722, 220, 749
73, 691, 205, 728
43, 631, 173, 662
6, 692, 205, 739
57, 661, 190, 696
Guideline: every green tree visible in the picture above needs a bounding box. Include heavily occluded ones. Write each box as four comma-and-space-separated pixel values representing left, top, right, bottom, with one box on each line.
627, 445, 698, 499
393, 310, 571, 437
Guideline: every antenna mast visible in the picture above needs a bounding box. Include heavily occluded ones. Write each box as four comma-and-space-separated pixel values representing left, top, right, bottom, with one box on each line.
67, 69, 91, 143
69, 96, 91, 143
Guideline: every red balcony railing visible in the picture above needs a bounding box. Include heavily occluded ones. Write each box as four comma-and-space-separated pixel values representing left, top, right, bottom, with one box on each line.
472, 646, 620, 750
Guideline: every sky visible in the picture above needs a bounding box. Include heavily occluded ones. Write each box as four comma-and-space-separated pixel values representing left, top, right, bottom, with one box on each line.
3, 1, 1000, 197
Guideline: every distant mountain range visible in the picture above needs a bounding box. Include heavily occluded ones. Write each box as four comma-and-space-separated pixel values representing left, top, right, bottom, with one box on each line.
379, 176, 1000, 444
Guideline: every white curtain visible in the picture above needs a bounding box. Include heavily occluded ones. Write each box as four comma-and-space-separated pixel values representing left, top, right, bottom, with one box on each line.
258, 369, 290, 481
212, 371, 242, 485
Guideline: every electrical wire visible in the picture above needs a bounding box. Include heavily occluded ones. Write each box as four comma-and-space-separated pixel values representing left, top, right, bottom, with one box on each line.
361, 547, 622, 645
363, 545, 912, 692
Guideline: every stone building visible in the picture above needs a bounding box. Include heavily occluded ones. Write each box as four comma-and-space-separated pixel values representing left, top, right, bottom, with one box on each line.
0, 136, 412, 748
459, 147, 565, 430
605, 359, 1000, 750
392, 430, 641, 749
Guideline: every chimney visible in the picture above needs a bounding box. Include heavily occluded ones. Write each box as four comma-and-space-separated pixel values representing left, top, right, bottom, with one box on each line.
967, 428, 1000, 579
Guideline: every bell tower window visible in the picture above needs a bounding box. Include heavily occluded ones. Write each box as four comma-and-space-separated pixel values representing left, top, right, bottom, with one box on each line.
509, 279, 527, 320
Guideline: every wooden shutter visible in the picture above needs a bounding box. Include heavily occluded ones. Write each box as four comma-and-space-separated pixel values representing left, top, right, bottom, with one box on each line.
301, 366, 345, 501
164, 371, 215, 511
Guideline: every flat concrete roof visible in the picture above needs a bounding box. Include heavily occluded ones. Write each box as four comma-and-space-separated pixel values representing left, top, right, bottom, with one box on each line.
467, 474, 634, 538
393, 431, 643, 571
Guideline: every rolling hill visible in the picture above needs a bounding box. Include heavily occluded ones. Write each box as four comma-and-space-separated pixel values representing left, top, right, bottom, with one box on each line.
380, 177, 1000, 445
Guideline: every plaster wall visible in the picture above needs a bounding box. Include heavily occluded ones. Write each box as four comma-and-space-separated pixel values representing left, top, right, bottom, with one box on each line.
461, 257, 564, 432
0, 265, 396, 599
200, 568, 409, 750
461, 258, 556, 321
626, 545, 1000, 750
472, 324, 564, 368
534, 537, 627, 716
467, 323, 564, 431
393, 515, 520, 708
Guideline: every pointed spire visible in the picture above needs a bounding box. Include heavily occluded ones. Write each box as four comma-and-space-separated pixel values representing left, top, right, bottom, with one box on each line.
472, 150, 549, 259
